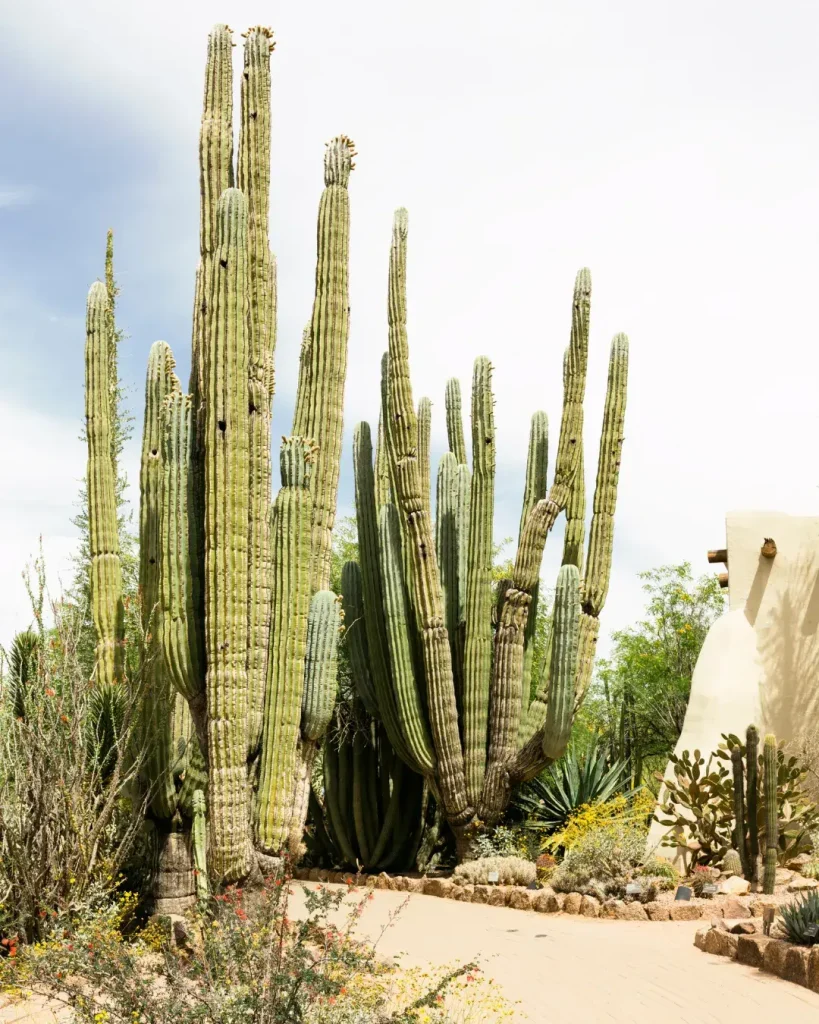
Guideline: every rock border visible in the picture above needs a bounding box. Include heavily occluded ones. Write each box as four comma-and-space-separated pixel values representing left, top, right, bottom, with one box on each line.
291, 868, 780, 922
694, 922, 819, 994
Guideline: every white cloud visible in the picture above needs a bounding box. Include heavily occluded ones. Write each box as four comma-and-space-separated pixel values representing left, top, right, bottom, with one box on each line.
0, 187, 35, 208
4, 0, 819, 654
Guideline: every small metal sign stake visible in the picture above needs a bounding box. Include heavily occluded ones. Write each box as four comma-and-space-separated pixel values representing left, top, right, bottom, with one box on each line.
763, 906, 776, 937
675, 885, 692, 901
487, 870, 499, 884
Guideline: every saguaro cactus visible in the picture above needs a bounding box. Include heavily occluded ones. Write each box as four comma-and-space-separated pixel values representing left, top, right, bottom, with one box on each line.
347, 211, 629, 852
85, 281, 124, 688
763, 733, 778, 895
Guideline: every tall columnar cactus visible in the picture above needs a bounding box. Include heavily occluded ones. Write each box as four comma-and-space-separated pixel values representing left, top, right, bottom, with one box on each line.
746, 725, 760, 884
348, 213, 630, 850
85, 281, 124, 688
147, 25, 352, 882
763, 733, 778, 895
731, 746, 750, 881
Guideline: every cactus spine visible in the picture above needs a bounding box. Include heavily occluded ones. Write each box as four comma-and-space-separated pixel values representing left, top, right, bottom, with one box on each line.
763, 733, 778, 895
346, 216, 629, 851
85, 280, 124, 688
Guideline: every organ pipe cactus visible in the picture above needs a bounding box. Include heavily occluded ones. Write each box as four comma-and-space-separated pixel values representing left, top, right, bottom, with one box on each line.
85, 280, 124, 688
144, 25, 351, 882
349, 209, 629, 851
763, 733, 778, 895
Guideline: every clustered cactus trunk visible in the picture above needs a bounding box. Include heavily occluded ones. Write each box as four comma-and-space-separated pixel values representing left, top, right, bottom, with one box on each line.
342, 211, 629, 856
82, 24, 634, 878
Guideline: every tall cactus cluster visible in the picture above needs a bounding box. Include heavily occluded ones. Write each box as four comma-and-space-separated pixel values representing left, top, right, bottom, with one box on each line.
728, 725, 781, 895
343, 210, 629, 852
83, 25, 351, 886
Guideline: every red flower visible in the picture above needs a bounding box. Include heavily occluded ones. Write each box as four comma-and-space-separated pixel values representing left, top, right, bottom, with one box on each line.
45, 687, 56, 697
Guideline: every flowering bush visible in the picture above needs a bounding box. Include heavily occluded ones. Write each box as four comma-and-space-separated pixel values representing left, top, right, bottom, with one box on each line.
0, 875, 517, 1023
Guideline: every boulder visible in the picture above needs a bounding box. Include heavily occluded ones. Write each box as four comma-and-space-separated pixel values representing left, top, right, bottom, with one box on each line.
694, 925, 710, 951
616, 902, 648, 921
451, 885, 473, 902
808, 947, 819, 993
736, 934, 772, 967
533, 892, 562, 914
721, 919, 757, 935
600, 899, 622, 920
471, 885, 490, 904
390, 875, 407, 892
316, 869, 330, 883
784, 946, 811, 987
775, 868, 794, 885
423, 878, 453, 899
375, 872, 392, 890
405, 877, 425, 893
749, 898, 778, 919
562, 892, 582, 915
644, 902, 670, 922
762, 939, 790, 977
580, 895, 600, 918
704, 928, 739, 958
787, 853, 812, 872
307, 868, 321, 882
508, 889, 534, 911
788, 876, 819, 894
669, 903, 702, 921
717, 875, 751, 896
720, 896, 751, 920
488, 887, 510, 907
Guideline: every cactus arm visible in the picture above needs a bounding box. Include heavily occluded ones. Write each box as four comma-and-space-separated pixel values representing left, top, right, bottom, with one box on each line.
731, 746, 750, 879
746, 725, 760, 884
352, 423, 415, 766
384, 208, 470, 828
436, 454, 463, 709
518, 411, 549, 716
374, 411, 392, 509
378, 503, 437, 775
462, 357, 496, 807
238, 26, 277, 758
140, 341, 182, 821
339, 561, 380, 717
85, 281, 124, 688
255, 439, 314, 855
540, 564, 581, 759
445, 377, 469, 466
417, 396, 432, 517
479, 271, 590, 816
300, 591, 341, 742
203, 188, 252, 883
191, 789, 209, 904
323, 730, 358, 867
292, 137, 355, 592
159, 390, 207, 746
352, 732, 373, 866
763, 734, 778, 894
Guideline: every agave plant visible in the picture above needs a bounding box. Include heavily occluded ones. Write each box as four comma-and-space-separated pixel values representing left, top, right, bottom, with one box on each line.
780, 890, 819, 946
511, 738, 630, 834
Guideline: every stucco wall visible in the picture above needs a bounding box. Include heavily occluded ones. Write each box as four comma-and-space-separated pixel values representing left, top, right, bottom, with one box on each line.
646, 510, 819, 863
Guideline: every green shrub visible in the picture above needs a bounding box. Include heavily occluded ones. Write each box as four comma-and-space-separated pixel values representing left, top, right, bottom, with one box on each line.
550, 818, 647, 897
453, 856, 536, 887
636, 856, 679, 891
780, 891, 819, 946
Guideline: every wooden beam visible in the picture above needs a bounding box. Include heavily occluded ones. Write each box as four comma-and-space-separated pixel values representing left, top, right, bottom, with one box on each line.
718, 572, 729, 589
761, 538, 777, 559
708, 549, 728, 565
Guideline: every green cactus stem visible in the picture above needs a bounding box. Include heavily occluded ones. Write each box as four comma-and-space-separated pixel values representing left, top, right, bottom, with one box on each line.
722, 849, 743, 876
445, 377, 468, 466
384, 208, 470, 828
301, 590, 341, 742
763, 733, 778, 895
731, 746, 750, 880
203, 187, 252, 883
292, 136, 355, 593
255, 438, 315, 855
462, 356, 496, 807
540, 565, 581, 759
417, 396, 432, 517
239, 26, 277, 759
519, 411, 549, 704
746, 725, 759, 885
339, 561, 379, 717
85, 280, 124, 688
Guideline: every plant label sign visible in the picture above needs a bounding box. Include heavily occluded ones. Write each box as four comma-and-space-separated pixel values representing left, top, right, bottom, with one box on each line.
625, 883, 642, 896
487, 871, 499, 884
675, 885, 692, 901
702, 884, 718, 896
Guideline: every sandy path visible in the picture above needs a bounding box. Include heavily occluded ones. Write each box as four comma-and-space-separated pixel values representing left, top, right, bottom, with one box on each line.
5, 885, 819, 1022
291, 885, 819, 1023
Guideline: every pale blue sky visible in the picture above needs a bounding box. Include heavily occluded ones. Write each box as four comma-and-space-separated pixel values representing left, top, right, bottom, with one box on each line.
2, 0, 819, 650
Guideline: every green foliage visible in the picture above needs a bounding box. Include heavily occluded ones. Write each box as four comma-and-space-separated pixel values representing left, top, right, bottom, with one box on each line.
5, 630, 39, 721
511, 738, 630, 836
0, 878, 514, 1023
656, 735, 819, 868
580, 563, 725, 784
780, 890, 819, 946
549, 809, 650, 897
